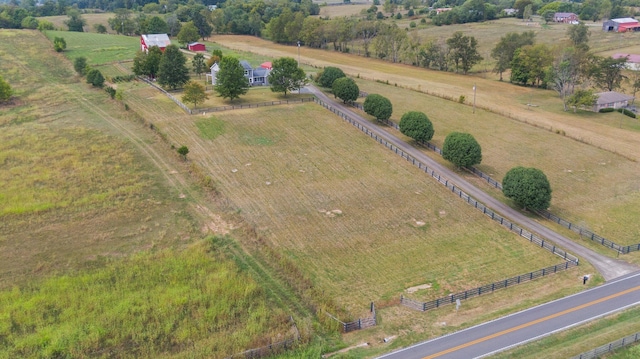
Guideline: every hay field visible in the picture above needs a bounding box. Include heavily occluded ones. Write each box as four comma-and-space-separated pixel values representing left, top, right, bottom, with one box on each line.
318, 4, 370, 18
43, 30, 139, 64
124, 80, 576, 313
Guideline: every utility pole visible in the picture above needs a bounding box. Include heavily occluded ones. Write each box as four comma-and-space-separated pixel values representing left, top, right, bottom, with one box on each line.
297, 41, 301, 67
473, 84, 477, 114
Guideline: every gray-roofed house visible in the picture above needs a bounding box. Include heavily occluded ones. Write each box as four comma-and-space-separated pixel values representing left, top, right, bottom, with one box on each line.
140, 34, 171, 52
553, 12, 578, 23
210, 60, 271, 86
593, 91, 635, 112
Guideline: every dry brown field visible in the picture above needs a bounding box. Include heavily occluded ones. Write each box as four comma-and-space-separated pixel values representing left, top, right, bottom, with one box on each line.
318, 3, 371, 18
38, 13, 114, 33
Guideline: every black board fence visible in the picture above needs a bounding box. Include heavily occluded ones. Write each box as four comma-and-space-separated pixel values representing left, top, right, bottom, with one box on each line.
317, 98, 579, 264
138, 77, 192, 114
324, 303, 377, 333
401, 261, 578, 312
570, 331, 640, 359
351, 106, 639, 255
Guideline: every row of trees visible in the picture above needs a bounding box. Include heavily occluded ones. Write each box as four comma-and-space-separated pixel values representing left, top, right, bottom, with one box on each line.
316, 66, 551, 210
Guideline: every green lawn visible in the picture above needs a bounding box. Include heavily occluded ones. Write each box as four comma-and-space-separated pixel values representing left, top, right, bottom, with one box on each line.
42, 30, 139, 65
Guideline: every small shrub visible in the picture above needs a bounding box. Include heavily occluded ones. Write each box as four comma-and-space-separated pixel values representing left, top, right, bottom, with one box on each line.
396, 12, 403, 19
177, 145, 189, 159
622, 108, 636, 118
105, 86, 116, 99
599, 107, 615, 113
458, 95, 466, 104
410, 21, 417, 28
421, 18, 427, 24
408, 9, 415, 16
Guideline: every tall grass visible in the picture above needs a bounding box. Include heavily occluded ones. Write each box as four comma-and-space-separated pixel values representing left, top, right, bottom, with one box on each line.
0, 239, 292, 359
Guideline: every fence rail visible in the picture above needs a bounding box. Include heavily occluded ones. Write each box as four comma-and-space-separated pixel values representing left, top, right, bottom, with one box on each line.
401, 261, 578, 312
570, 332, 640, 359
138, 76, 192, 114
197, 97, 314, 113
320, 98, 579, 264
324, 303, 377, 333
225, 337, 297, 359
355, 107, 640, 255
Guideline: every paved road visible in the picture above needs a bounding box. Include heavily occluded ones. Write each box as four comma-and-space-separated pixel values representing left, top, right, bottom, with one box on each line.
305, 85, 638, 281
377, 271, 640, 359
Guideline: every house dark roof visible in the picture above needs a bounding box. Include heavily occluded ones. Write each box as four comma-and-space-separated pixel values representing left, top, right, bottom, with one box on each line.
253, 67, 269, 77
141, 34, 171, 48
596, 91, 635, 105
239, 60, 253, 71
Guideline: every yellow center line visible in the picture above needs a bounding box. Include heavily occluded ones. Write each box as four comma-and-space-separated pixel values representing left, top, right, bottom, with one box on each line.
422, 285, 640, 359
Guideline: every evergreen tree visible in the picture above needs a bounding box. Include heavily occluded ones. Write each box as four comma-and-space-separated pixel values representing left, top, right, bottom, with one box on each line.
214, 57, 249, 101
158, 45, 190, 90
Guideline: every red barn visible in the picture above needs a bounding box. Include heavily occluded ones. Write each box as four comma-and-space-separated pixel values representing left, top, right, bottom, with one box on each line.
188, 42, 206, 52
140, 34, 171, 52
602, 18, 640, 32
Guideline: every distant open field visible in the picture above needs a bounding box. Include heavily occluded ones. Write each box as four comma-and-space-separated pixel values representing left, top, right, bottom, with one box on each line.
318, 3, 370, 18
37, 12, 114, 33
43, 30, 139, 64
0, 29, 293, 358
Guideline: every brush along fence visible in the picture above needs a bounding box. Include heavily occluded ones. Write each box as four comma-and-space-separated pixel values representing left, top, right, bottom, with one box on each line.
225, 318, 300, 359
196, 97, 314, 113
401, 261, 578, 312
324, 303, 377, 333
138, 77, 192, 114
316, 97, 579, 264
349, 102, 636, 255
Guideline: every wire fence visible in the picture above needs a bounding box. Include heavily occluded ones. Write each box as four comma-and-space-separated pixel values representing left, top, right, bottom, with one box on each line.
316, 97, 579, 264
324, 303, 377, 333
401, 261, 578, 312
349, 104, 638, 255
570, 332, 640, 359
197, 97, 314, 113
137, 76, 192, 114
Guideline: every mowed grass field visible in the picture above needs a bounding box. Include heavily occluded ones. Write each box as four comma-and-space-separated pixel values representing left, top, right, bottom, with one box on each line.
43, 30, 139, 64
0, 29, 294, 358
122, 77, 588, 314
213, 35, 640, 253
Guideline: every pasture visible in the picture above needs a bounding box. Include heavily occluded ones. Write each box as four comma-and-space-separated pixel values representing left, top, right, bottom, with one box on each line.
37, 12, 114, 33
42, 30, 139, 64
0, 29, 294, 358
213, 35, 640, 252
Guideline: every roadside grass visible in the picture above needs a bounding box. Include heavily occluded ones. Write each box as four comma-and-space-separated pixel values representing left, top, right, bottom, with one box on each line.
42, 30, 139, 64
490, 305, 640, 359
36, 13, 114, 33
0, 239, 292, 359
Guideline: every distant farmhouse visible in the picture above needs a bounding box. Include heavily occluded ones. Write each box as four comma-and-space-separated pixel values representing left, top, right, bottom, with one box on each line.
602, 18, 640, 32
209, 61, 272, 86
612, 53, 640, 70
503, 8, 517, 16
140, 34, 171, 52
553, 12, 578, 23
593, 91, 635, 112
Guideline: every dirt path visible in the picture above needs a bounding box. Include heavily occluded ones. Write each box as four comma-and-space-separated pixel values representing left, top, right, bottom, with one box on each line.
305, 85, 639, 281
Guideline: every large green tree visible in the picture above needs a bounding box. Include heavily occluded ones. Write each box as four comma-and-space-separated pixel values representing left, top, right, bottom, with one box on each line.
566, 89, 598, 112
442, 132, 482, 168
567, 22, 590, 51
133, 46, 163, 79
64, 9, 85, 32
317, 67, 346, 88
593, 56, 627, 91
510, 44, 553, 87
267, 57, 307, 96
491, 31, 535, 81
86, 68, 105, 88
192, 53, 206, 78
399, 111, 434, 143
446, 32, 482, 74
332, 77, 359, 104
502, 166, 552, 211
0, 75, 13, 102
157, 45, 190, 90
363, 94, 392, 121
214, 56, 249, 101
177, 21, 200, 45
181, 80, 208, 109
145, 16, 169, 34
